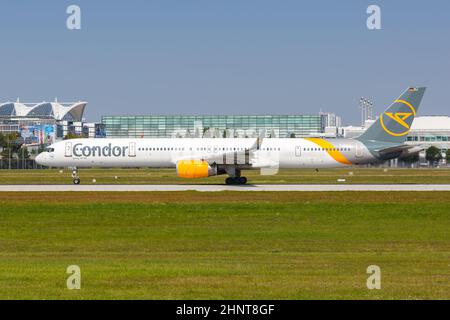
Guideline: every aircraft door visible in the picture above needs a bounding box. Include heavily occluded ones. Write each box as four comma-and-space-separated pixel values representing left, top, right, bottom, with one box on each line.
295, 146, 302, 157
65, 142, 72, 157
129, 142, 136, 157
356, 144, 363, 158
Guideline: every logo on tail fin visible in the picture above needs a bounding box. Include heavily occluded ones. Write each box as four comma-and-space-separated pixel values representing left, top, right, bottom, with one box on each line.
380, 99, 416, 136
384, 112, 412, 129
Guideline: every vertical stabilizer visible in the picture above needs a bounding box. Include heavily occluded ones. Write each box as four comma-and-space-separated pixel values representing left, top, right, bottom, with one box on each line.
357, 87, 426, 144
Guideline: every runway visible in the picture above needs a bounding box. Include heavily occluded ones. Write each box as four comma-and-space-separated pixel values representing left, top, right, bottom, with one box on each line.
1, 184, 450, 192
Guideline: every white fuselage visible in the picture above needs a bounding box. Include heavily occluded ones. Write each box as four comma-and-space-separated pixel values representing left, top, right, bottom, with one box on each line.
36, 137, 375, 169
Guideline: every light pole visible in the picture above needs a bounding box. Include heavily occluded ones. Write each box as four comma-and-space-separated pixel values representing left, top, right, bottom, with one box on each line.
359, 97, 374, 127
8, 135, 11, 170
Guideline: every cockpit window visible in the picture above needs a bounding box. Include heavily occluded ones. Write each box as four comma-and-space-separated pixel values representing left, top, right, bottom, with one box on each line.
45, 148, 55, 153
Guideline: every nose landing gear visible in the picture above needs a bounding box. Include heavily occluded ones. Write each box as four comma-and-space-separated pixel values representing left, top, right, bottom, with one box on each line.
71, 168, 81, 185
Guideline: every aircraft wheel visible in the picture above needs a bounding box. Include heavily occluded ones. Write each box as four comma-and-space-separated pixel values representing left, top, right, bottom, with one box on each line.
73, 178, 81, 185
225, 177, 247, 185
238, 177, 247, 185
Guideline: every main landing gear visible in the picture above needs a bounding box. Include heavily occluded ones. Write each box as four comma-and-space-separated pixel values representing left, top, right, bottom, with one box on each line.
71, 167, 81, 185
225, 176, 248, 185
224, 167, 248, 185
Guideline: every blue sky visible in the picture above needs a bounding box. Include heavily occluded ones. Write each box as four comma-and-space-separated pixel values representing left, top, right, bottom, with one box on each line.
0, 0, 449, 123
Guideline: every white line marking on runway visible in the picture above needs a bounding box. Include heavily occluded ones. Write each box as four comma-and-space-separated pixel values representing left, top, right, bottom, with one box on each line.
1, 184, 450, 192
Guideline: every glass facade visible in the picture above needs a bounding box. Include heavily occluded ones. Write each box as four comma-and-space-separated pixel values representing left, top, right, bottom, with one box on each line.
0, 103, 15, 116
27, 103, 54, 117
407, 135, 450, 142
102, 115, 325, 138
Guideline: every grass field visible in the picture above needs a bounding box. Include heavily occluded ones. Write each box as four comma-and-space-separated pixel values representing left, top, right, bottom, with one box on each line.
0, 191, 449, 299
1, 167, 450, 184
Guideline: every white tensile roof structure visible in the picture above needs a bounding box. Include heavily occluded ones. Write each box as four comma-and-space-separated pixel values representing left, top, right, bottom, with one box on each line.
410, 116, 450, 131
0, 101, 87, 121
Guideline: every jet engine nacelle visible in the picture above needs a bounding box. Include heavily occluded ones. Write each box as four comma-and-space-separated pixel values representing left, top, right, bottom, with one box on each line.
177, 160, 217, 178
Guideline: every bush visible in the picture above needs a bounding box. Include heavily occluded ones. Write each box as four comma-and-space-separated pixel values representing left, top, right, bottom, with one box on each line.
425, 146, 442, 165
401, 153, 419, 163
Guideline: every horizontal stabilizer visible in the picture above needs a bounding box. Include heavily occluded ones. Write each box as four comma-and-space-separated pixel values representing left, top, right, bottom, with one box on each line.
376, 145, 423, 155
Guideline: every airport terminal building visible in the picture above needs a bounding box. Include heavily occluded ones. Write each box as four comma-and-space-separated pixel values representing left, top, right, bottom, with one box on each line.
102, 113, 340, 139
0, 101, 105, 145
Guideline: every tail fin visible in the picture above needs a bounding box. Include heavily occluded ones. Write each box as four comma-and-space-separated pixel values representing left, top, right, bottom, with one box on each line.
357, 87, 426, 144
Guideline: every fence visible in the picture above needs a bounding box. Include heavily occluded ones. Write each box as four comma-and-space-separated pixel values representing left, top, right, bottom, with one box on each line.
0, 159, 47, 170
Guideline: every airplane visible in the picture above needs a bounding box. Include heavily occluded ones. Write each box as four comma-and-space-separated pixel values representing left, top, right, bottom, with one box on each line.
36, 87, 426, 185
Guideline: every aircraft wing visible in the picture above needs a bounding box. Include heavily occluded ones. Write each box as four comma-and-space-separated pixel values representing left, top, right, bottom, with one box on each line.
172, 130, 266, 165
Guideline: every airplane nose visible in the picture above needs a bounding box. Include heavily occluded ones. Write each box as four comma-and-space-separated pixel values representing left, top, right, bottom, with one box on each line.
35, 153, 45, 165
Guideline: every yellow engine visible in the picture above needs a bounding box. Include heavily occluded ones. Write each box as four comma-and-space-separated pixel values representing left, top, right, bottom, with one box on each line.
177, 160, 216, 179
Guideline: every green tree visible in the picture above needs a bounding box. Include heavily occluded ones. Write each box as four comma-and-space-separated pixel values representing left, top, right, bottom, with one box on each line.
38, 144, 47, 154
0, 133, 23, 169
0, 132, 22, 158
425, 146, 442, 165
401, 153, 419, 163
202, 127, 210, 138
18, 147, 30, 159
0, 133, 6, 148
446, 149, 450, 163
64, 132, 83, 140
